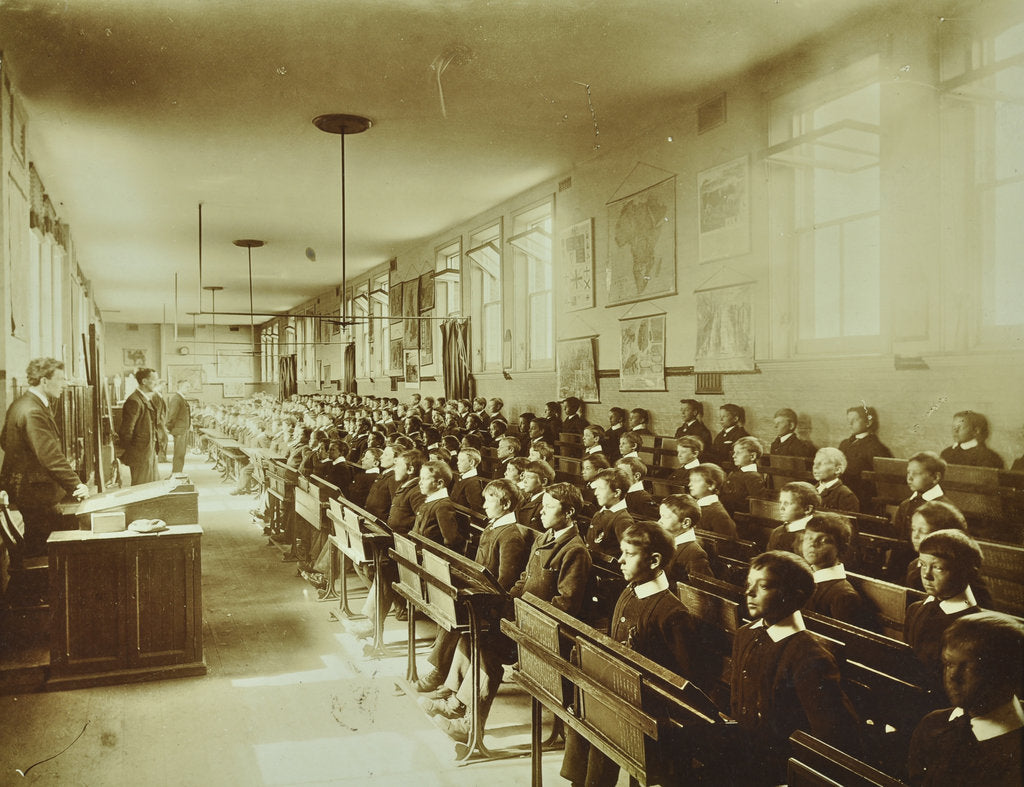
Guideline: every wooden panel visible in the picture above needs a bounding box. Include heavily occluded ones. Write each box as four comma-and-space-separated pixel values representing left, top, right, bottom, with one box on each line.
421, 550, 459, 626
577, 639, 646, 772
294, 486, 321, 529
514, 598, 563, 703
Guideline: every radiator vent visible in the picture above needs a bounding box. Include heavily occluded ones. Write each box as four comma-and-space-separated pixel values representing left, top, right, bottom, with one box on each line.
695, 372, 723, 395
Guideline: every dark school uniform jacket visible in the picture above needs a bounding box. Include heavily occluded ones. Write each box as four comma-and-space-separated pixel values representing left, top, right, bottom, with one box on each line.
561, 413, 588, 435
905, 590, 982, 694
516, 492, 544, 531
474, 515, 529, 591
674, 419, 712, 453
709, 425, 749, 471
450, 472, 487, 515
818, 480, 861, 512
609, 574, 695, 678
664, 535, 714, 586
769, 433, 816, 459
940, 442, 1004, 469
585, 504, 635, 558
806, 566, 873, 629
0, 392, 81, 506
721, 467, 767, 515
839, 432, 892, 511
364, 469, 398, 521
908, 705, 1024, 787
508, 525, 592, 616
625, 488, 659, 521
387, 478, 426, 535
696, 497, 737, 540
412, 492, 465, 553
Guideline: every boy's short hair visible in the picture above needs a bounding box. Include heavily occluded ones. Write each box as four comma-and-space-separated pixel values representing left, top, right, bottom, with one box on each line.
943, 612, 1024, 691
545, 482, 584, 519
498, 436, 521, 454
691, 463, 726, 492
459, 447, 482, 466
780, 481, 822, 510
392, 435, 415, 451
909, 451, 947, 477
489, 420, 508, 436
846, 404, 880, 433
422, 459, 453, 486
484, 478, 523, 512
584, 424, 605, 440
680, 399, 703, 416
615, 456, 647, 479
594, 467, 631, 497
661, 494, 701, 527
919, 529, 983, 582
363, 447, 383, 464
399, 449, 426, 476
488, 397, 503, 410
507, 456, 530, 473
676, 435, 704, 453
619, 432, 642, 451
733, 435, 763, 457
804, 512, 853, 558
953, 410, 990, 441
630, 407, 650, 424
524, 460, 555, 485
582, 454, 610, 472
564, 396, 583, 413
773, 408, 798, 425
609, 407, 627, 422
721, 403, 745, 423
750, 551, 816, 614
914, 500, 968, 532
814, 446, 848, 475
622, 521, 675, 570
461, 433, 484, 451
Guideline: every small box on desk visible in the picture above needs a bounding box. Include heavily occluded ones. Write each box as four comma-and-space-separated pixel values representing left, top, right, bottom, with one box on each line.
91, 512, 126, 533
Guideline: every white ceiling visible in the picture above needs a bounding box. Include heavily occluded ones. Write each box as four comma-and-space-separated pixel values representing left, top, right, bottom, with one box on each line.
0, 0, 910, 325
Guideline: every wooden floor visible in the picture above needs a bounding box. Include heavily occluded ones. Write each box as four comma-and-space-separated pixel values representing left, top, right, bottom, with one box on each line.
0, 452, 574, 786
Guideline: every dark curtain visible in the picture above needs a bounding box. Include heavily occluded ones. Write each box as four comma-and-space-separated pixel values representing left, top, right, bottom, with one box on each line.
278, 355, 297, 401
343, 343, 357, 393
440, 319, 473, 400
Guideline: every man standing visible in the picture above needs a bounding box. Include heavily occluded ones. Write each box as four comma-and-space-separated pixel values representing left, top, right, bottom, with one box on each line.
0, 358, 89, 556
118, 368, 159, 485
152, 379, 168, 463
165, 379, 192, 474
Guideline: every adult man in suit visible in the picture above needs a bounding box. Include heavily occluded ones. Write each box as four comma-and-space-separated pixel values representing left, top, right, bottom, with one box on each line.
118, 368, 159, 486
165, 378, 192, 474
0, 357, 89, 556
674, 399, 712, 452
152, 381, 169, 463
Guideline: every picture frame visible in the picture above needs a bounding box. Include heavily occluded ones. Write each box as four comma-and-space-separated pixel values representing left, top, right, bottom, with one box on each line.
222, 381, 245, 398
556, 337, 599, 402
619, 314, 666, 391
389, 338, 403, 374
167, 365, 204, 394
698, 155, 750, 263
123, 348, 148, 367
403, 279, 419, 349
418, 271, 435, 312
419, 309, 434, 366
606, 177, 677, 306
404, 350, 420, 387
561, 218, 595, 311
216, 350, 251, 378
389, 281, 403, 324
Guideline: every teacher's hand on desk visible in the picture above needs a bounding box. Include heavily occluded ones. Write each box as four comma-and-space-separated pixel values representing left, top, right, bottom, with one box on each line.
72, 483, 90, 501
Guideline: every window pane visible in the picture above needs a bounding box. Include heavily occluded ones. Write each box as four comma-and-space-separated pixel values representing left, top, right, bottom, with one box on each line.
842, 215, 881, 336
991, 180, 1024, 326
811, 225, 841, 339
529, 293, 551, 361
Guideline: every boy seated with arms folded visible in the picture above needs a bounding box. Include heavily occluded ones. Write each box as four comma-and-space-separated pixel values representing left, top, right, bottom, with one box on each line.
615, 456, 659, 521
416, 479, 528, 696
667, 435, 702, 488
561, 521, 699, 787
769, 407, 816, 459
450, 447, 487, 515
578, 453, 609, 519
515, 460, 554, 531
907, 612, 1024, 787
721, 435, 768, 516
812, 446, 860, 512
586, 467, 635, 558
657, 493, 714, 585
412, 459, 466, 554
732, 551, 861, 784
905, 529, 984, 696
800, 512, 875, 630
767, 481, 821, 554
687, 463, 738, 540
430, 482, 593, 744
895, 451, 950, 541
710, 403, 749, 472
580, 424, 606, 458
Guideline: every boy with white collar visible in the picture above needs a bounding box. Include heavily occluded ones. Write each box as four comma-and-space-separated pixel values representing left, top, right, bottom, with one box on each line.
905, 529, 984, 696
657, 493, 713, 584
561, 520, 697, 787
586, 467, 635, 558
412, 460, 464, 553
908, 611, 1024, 786
731, 551, 861, 783
615, 456, 658, 521
801, 513, 872, 629
450, 447, 486, 515
721, 436, 767, 515
895, 451, 950, 541
766, 481, 821, 554
687, 463, 738, 540
667, 435, 703, 487
581, 424, 606, 457
812, 447, 860, 512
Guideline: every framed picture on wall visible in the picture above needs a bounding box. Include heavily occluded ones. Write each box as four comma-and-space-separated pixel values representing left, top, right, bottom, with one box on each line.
403, 279, 419, 349
698, 155, 750, 263
420, 309, 434, 366
167, 365, 204, 394
418, 271, 435, 312
404, 350, 420, 387
389, 338, 403, 374
123, 348, 148, 367
606, 177, 677, 306
389, 281, 403, 324
561, 218, 595, 311
556, 337, 599, 402
217, 350, 251, 378
619, 313, 666, 391
222, 382, 245, 398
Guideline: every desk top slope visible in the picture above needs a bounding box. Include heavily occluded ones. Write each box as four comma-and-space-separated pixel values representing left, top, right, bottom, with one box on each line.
60, 477, 199, 526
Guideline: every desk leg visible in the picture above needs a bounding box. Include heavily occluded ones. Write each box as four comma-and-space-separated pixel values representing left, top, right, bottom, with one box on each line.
317, 538, 340, 603
532, 697, 544, 787
455, 602, 492, 763
337, 552, 360, 617
367, 547, 389, 658
406, 597, 419, 683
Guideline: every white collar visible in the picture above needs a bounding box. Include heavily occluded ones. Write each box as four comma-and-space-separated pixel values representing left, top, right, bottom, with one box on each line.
490, 511, 517, 529
460, 468, 478, 479
586, 445, 602, 454
786, 514, 812, 533
817, 478, 840, 491
812, 564, 847, 583
332, 456, 346, 465
623, 451, 639, 459
674, 530, 697, 546
739, 463, 758, 473
721, 425, 736, 435
604, 498, 628, 513
926, 586, 978, 614
683, 459, 700, 469
627, 481, 645, 493
697, 494, 720, 507
854, 431, 869, 439
631, 424, 645, 432
633, 571, 670, 599
551, 524, 574, 542
684, 419, 697, 428
949, 697, 1024, 742
955, 439, 979, 451
531, 491, 544, 502
916, 484, 944, 501
364, 467, 380, 475
424, 488, 449, 504
29, 388, 49, 407
752, 610, 807, 642
778, 432, 794, 443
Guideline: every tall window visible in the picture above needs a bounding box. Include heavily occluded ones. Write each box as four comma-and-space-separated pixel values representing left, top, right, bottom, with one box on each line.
769, 56, 882, 353
512, 200, 554, 369
434, 240, 461, 318
468, 222, 502, 371
260, 323, 279, 383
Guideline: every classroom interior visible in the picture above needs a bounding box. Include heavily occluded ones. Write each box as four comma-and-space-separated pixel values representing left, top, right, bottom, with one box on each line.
0, 0, 1022, 784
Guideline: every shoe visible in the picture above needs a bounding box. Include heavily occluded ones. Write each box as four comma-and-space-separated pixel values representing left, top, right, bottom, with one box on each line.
395, 605, 409, 622
417, 695, 465, 719
432, 714, 471, 744
427, 686, 453, 700
414, 669, 444, 693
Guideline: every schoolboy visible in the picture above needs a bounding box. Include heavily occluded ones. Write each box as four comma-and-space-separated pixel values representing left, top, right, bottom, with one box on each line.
561, 521, 697, 786
581, 424, 606, 457
618, 431, 642, 460
363, 442, 399, 521
766, 481, 821, 554
894, 451, 950, 541
812, 446, 860, 512
604, 406, 626, 461
503, 455, 529, 486
412, 459, 466, 553
628, 407, 654, 443
431, 482, 592, 744
687, 463, 738, 540
578, 453, 609, 518
348, 446, 381, 507
905, 529, 984, 694
674, 398, 712, 449
495, 436, 519, 478
769, 408, 816, 459
709, 403, 749, 471
940, 410, 1005, 470
616, 455, 659, 520
658, 493, 713, 584
731, 551, 861, 783
801, 512, 873, 629
721, 435, 767, 515
667, 435, 702, 487
515, 460, 554, 530
450, 447, 487, 515
907, 612, 1024, 786
527, 440, 555, 466
562, 396, 588, 435
587, 467, 635, 558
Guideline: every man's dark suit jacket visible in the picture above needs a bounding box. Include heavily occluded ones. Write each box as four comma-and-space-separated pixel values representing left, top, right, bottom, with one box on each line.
0, 392, 80, 506
118, 389, 157, 466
